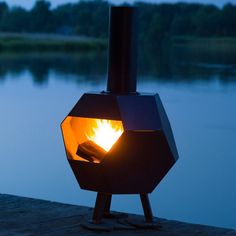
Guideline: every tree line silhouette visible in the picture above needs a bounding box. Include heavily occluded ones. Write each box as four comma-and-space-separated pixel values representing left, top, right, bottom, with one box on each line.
0, 0, 236, 44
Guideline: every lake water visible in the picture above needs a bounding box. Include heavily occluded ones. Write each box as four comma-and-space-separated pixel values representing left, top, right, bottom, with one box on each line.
0, 50, 236, 229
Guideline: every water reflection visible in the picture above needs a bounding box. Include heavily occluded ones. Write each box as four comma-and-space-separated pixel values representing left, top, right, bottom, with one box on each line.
140, 46, 236, 83
0, 52, 107, 85
0, 49, 236, 230
0, 46, 236, 85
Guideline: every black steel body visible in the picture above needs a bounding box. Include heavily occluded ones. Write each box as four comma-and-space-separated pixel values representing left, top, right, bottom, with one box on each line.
61, 6, 179, 225
68, 92, 178, 194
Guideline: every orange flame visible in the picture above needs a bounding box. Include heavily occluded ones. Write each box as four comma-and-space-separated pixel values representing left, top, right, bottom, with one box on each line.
86, 119, 123, 152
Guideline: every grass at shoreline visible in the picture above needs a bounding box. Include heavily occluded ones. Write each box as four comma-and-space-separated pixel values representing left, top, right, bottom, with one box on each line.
0, 33, 107, 52
171, 36, 236, 52
0, 33, 236, 53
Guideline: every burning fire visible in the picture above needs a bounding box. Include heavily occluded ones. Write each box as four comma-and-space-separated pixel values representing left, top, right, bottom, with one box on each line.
86, 119, 123, 152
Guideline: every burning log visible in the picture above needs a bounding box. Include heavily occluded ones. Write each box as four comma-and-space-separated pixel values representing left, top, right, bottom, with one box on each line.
76, 140, 107, 163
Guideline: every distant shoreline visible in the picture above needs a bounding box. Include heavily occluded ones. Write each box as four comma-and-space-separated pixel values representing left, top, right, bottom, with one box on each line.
171, 36, 236, 52
0, 33, 236, 53
0, 33, 107, 52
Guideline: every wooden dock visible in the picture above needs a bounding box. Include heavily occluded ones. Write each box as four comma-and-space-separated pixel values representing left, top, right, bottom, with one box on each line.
0, 194, 235, 235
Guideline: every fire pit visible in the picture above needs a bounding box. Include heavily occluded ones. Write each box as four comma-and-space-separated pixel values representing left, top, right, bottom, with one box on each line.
61, 6, 178, 227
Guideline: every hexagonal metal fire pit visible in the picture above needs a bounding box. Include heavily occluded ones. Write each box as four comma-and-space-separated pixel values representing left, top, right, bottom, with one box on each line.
62, 92, 178, 194
61, 6, 179, 227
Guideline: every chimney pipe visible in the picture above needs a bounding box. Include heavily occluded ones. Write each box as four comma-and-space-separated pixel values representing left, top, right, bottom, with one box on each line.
106, 6, 137, 94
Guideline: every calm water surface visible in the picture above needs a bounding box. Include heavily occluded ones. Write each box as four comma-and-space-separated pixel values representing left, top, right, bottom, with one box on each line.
0, 52, 236, 229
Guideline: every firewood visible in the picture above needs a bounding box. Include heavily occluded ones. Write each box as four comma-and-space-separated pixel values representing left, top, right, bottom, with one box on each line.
76, 140, 107, 163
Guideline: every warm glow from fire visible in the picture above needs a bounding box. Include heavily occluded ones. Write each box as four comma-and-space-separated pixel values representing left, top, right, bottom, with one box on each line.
86, 119, 123, 152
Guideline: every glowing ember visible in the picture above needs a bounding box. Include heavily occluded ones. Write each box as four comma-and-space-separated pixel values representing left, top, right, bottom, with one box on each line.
86, 119, 123, 152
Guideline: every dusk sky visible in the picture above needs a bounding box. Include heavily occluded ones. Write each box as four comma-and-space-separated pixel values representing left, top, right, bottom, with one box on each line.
5, 0, 235, 9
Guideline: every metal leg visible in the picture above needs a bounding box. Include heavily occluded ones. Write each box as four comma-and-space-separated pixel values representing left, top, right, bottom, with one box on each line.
140, 194, 153, 223
92, 193, 110, 223
103, 194, 112, 216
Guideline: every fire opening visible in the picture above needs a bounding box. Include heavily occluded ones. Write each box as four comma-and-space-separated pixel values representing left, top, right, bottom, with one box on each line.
61, 117, 124, 163
86, 119, 123, 152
